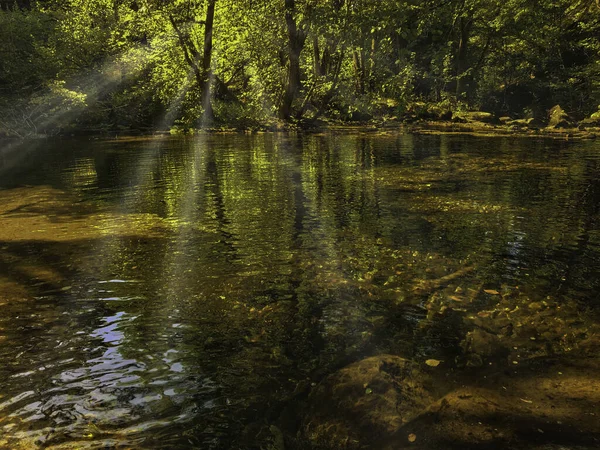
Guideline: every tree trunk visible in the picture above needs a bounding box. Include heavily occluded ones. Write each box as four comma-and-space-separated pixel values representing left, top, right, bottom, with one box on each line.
113, 0, 120, 22
321, 44, 332, 74
353, 50, 364, 94
169, 1, 216, 126
280, 0, 306, 120
313, 35, 324, 77
456, 16, 473, 99
169, 16, 203, 89
201, 0, 216, 123
367, 37, 375, 90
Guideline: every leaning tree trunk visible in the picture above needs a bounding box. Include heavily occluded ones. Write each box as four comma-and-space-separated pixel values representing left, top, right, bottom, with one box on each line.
168, 1, 216, 126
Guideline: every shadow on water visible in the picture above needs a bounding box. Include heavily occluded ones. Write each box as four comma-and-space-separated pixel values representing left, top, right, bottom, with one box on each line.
0, 133, 599, 448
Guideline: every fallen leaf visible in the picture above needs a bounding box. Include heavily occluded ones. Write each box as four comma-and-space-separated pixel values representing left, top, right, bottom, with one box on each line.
425, 359, 441, 367
408, 433, 417, 443
484, 289, 500, 295
450, 295, 463, 302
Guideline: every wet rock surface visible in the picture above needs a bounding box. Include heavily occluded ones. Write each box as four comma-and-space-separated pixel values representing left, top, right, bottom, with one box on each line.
294, 279, 600, 448
390, 355, 600, 449
297, 351, 600, 449
300, 355, 436, 449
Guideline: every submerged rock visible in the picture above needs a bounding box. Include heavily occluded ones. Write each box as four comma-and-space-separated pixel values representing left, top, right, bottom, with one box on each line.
297, 350, 600, 449
379, 356, 600, 450
461, 328, 509, 367
301, 355, 434, 449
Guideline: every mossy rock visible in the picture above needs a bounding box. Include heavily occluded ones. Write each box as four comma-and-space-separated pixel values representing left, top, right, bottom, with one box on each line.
547, 105, 573, 129
403, 103, 452, 121
349, 110, 373, 122
455, 111, 496, 124
460, 328, 510, 367
451, 115, 468, 124
579, 115, 600, 129
439, 110, 453, 121
427, 105, 452, 121
507, 117, 545, 129
590, 109, 600, 121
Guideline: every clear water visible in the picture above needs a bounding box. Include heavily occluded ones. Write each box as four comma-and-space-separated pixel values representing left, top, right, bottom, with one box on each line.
0, 133, 599, 448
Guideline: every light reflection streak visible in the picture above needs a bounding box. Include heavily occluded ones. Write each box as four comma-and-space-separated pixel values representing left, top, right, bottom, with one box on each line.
0, 62, 209, 449
160, 135, 207, 299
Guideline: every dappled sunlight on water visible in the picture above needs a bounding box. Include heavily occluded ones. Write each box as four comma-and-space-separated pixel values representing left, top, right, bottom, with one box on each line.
0, 133, 599, 448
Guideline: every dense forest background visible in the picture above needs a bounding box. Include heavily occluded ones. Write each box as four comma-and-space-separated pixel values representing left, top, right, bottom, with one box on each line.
1, 0, 599, 135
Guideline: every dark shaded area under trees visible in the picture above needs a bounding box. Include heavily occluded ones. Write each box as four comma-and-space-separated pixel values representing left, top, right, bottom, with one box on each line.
1, 0, 599, 136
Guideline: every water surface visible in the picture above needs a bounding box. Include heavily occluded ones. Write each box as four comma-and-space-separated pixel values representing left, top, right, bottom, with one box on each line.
0, 133, 599, 448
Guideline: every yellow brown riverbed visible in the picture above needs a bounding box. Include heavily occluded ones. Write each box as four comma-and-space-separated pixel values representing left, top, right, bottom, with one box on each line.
0, 133, 599, 449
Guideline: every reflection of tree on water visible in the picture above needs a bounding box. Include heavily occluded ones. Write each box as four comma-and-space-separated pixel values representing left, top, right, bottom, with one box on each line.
0, 134, 599, 448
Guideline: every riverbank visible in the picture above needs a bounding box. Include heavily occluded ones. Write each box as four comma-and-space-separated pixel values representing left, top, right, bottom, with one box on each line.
321, 116, 600, 140
404, 120, 599, 141
3, 119, 599, 142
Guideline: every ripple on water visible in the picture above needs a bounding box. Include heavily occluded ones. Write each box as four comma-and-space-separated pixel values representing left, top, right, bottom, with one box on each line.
0, 295, 220, 448
1, 135, 599, 448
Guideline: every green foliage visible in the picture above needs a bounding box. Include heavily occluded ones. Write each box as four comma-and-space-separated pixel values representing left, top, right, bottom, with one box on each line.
0, 80, 87, 137
0, 0, 599, 134
0, 8, 57, 91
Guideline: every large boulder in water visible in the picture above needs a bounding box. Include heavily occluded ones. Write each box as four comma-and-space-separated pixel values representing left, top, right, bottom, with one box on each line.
301, 355, 435, 449
547, 105, 573, 128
